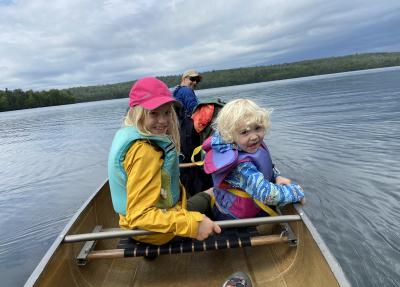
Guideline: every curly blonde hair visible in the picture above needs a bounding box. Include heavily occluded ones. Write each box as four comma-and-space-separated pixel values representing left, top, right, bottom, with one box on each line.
214, 99, 271, 143
124, 104, 181, 152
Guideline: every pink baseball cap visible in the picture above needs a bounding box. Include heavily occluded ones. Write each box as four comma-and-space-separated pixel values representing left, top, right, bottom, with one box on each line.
128, 77, 181, 110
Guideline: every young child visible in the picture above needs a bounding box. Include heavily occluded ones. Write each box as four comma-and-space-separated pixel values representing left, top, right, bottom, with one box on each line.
202, 99, 305, 220
108, 77, 220, 245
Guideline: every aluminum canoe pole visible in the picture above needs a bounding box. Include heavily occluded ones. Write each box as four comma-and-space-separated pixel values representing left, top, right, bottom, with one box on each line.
64, 215, 301, 243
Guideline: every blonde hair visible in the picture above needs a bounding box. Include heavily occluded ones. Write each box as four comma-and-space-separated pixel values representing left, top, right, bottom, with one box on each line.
124, 104, 181, 152
214, 99, 271, 143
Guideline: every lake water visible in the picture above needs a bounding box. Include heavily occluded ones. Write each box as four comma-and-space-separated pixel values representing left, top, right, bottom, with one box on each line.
1, 67, 399, 287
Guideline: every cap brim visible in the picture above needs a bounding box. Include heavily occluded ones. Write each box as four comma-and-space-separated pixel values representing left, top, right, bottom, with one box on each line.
141, 97, 182, 110
182, 72, 200, 79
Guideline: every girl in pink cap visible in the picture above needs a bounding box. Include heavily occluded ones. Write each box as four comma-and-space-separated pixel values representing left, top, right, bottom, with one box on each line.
108, 77, 220, 245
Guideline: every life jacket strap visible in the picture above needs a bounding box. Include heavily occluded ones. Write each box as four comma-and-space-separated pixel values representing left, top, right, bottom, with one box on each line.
190, 145, 205, 166
210, 193, 216, 208
227, 188, 278, 217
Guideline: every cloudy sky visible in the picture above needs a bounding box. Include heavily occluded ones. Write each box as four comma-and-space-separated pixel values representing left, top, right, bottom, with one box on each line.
1, 0, 400, 91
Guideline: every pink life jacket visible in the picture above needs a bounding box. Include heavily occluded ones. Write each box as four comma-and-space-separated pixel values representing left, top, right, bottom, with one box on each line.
202, 136, 274, 218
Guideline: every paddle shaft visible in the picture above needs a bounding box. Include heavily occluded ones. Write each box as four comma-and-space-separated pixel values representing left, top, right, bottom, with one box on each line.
179, 162, 200, 168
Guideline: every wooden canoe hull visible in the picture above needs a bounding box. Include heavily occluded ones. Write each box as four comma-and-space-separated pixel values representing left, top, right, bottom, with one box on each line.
25, 180, 350, 287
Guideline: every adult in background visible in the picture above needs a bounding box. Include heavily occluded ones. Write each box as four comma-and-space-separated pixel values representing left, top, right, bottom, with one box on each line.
173, 69, 201, 116
173, 70, 212, 196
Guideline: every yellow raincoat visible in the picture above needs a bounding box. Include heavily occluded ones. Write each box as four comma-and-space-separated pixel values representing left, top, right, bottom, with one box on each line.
119, 140, 204, 245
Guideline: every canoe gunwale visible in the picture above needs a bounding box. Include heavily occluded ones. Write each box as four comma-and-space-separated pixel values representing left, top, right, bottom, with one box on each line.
294, 204, 351, 287
23, 178, 109, 287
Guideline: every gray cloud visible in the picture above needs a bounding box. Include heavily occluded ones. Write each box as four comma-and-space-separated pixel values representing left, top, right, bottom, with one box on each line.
1, 0, 400, 90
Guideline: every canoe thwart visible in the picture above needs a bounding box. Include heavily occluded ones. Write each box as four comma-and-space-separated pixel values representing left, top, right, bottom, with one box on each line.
64, 215, 302, 243
280, 223, 298, 246
76, 225, 103, 266
84, 227, 292, 261
276, 206, 298, 246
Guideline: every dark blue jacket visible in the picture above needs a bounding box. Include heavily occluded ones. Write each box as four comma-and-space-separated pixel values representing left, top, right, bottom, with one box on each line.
173, 86, 198, 116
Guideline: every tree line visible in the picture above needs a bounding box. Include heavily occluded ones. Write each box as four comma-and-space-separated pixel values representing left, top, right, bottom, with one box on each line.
0, 89, 75, 112
2, 52, 400, 112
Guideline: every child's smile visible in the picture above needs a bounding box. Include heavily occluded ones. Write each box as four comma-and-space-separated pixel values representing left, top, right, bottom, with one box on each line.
143, 103, 172, 135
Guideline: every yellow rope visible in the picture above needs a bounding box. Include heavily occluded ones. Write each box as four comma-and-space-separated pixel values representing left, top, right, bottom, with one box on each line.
190, 145, 204, 166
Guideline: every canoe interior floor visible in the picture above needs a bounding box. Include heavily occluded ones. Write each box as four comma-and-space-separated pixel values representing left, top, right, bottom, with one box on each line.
72, 244, 299, 287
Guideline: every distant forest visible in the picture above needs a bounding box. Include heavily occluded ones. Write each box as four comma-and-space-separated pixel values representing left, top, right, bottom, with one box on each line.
1, 52, 400, 112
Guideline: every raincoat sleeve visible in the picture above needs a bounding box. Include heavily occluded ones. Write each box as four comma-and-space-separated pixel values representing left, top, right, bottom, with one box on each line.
225, 161, 304, 206
119, 140, 203, 244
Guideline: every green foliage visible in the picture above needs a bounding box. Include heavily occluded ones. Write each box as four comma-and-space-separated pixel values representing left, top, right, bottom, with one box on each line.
2, 52, 400, 112
65, 81, 134, 103
195, 52, 400, 89
0, 89, 75, 112
68, 52, 400, 102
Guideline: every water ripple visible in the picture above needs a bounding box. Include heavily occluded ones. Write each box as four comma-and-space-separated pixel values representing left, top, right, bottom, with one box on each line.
1, 69, 400, 286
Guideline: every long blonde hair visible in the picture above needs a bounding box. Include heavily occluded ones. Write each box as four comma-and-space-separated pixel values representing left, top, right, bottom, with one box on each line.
124, 104, 181, 153
214, 99, 271, 143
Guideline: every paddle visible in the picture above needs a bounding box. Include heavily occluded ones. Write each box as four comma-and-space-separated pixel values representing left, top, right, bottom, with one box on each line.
179, 162, 201, 168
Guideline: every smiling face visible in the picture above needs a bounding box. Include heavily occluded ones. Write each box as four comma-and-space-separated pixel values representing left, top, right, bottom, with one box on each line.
233, 122, 266, 153
143, 103, 173, 136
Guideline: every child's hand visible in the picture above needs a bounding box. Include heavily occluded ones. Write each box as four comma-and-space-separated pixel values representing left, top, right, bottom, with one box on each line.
196, 216, 221, 241
300, 197, 306, 205
203, 187, 214, 196
275, 176, 292, 185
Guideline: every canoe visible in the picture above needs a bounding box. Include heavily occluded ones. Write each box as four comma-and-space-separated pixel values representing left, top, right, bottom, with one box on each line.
24, 179, 351, 287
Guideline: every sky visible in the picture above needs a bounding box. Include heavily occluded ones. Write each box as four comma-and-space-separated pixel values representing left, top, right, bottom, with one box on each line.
1, 0, 400, 91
